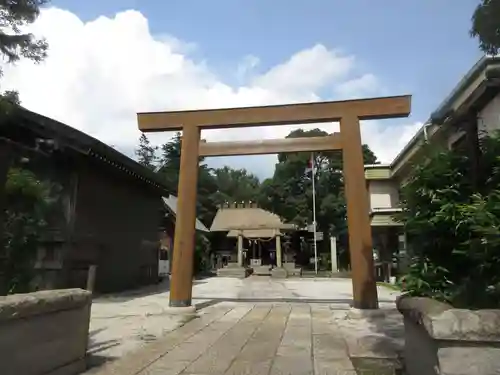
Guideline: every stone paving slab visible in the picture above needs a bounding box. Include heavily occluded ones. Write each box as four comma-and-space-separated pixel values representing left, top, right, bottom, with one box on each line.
88, 277, 400, 364
88, 304, 380, 375
85, 279, 403, 375
85, 302, 403, 375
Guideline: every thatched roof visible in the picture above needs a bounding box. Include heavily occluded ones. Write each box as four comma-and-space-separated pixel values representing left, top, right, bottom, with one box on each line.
227, 229, 281, 238
210, 206, 295, 232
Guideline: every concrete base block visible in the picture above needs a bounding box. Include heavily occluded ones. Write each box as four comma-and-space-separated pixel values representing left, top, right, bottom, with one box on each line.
283, 263, 302, 277
165, 305, 197, 316
0, 289, 91, 375
347, 307, 386, 318
271, 268, 288, 279
216, 266, 251, 278
397, 296, 500, 375
253, 265, 272, 276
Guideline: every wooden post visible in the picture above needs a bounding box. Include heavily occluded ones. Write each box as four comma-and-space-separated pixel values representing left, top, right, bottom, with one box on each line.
340, 115, 378, 309
276, 235, 282, 267
169, 125, 200, 308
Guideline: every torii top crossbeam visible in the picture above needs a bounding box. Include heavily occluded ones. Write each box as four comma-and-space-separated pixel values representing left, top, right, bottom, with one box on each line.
137, 95, 411, 131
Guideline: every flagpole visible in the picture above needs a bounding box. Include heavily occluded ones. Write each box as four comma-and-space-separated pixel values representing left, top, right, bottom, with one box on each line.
311, 153, 318, 275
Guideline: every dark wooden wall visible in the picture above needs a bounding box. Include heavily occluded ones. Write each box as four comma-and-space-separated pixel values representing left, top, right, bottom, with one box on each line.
68, 158, 162, 293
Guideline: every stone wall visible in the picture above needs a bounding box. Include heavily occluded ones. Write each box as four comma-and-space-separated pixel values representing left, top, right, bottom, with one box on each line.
0, 289, 92, 375
397, 295, 500, 375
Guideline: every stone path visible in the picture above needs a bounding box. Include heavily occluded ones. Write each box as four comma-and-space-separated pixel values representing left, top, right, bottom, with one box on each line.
84, 277, 403, 375
86, 300, 402, 375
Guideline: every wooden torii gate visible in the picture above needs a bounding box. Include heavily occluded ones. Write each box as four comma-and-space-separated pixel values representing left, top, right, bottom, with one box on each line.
138, 95, 411, 310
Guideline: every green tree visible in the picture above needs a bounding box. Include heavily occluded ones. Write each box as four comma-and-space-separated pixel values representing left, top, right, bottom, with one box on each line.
157, 132, 182, 192
157, 133, 218, 226
211, 166, 261, 206
258, 128, 378, 269
135, 133, 158, 170
0, 0, 49, 102
259, 128, 377, 228
470, 0, 500, 55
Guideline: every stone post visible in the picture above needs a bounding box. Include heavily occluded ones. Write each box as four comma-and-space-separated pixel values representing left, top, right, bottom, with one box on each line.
86, 265, 97, 292
237, 234, 243, 267
276, 234, 282, 267
330, 236, 338, 273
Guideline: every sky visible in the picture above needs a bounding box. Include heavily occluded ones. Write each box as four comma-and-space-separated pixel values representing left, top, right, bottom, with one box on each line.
1, 0, 485, 179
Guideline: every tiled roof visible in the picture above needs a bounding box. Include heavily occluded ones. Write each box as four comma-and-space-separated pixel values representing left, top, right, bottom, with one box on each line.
162, 195, 209, 232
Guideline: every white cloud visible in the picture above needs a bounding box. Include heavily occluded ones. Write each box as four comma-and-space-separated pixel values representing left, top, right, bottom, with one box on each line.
252, 45, 353, 94
1, 7, 421, 178
335, 73, 380, 99
236, 55, 260, 82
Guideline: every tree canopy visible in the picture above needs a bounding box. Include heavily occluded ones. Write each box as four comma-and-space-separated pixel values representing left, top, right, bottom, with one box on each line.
135, 133, 158, 171
0, 0, 48, 73
211, 166, 260, 207
258, 128, 377, 232
470, 0, 500, 55
0, 0, 49, 108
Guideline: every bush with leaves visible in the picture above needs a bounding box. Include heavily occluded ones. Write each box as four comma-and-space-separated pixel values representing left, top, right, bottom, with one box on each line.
453, 192, 500, 308
193, 232, 210, 275
398, 133, 500, 308
1, 167, 55, 294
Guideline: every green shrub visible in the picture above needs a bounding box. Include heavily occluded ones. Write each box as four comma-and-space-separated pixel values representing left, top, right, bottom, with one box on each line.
398, 134, 500, 308
1, 168, 55, 294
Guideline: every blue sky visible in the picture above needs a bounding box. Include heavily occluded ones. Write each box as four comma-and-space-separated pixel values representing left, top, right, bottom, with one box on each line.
3, 0, 485, 178
51, 0, 483, 121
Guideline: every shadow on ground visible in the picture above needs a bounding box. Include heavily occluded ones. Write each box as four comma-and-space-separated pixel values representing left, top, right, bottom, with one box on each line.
192, 297, 394, 304
93, 277, 211, 303
86, 328, 121, 371
334, 287, 405, 375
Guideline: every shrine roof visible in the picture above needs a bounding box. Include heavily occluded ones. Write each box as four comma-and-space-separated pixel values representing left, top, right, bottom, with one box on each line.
227, 229, 282, 238
210, 203, 295, 232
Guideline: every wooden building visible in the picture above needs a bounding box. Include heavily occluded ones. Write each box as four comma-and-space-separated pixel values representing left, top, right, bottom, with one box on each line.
159, 195, 209, 276
1, 106, 171, 293
210, 202, 296, 276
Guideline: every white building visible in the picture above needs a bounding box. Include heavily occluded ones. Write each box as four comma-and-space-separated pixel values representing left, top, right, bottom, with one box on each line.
365, 56, 500, 279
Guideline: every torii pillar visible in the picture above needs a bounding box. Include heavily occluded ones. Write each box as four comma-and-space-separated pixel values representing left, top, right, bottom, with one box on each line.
168, 125, 200, 308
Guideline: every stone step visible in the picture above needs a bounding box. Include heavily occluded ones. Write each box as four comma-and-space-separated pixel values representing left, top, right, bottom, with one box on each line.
253, 265, 271, 276
216, 266, 251, 278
